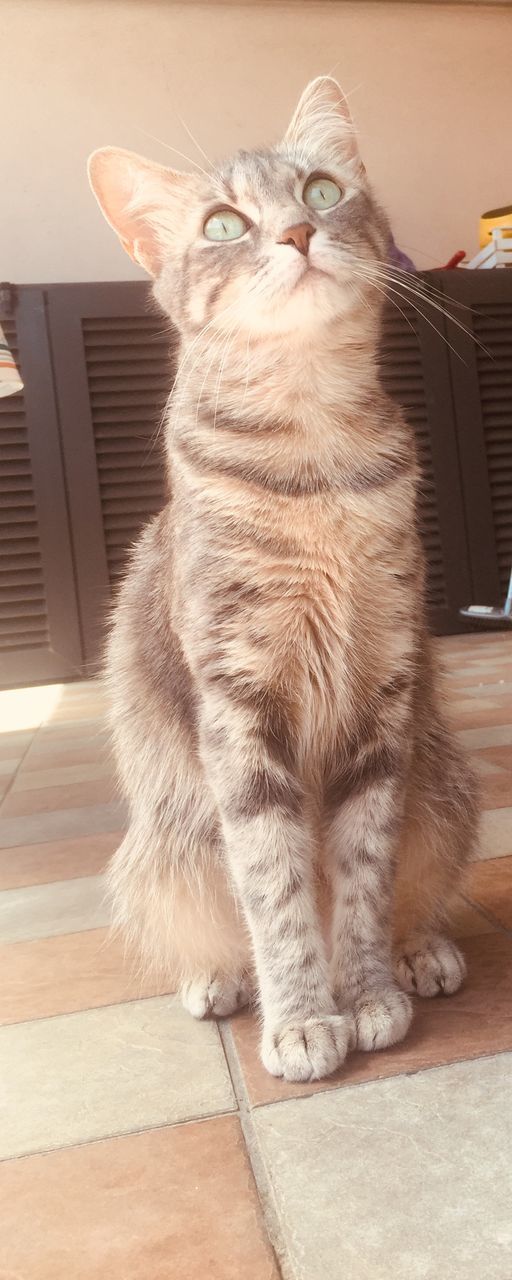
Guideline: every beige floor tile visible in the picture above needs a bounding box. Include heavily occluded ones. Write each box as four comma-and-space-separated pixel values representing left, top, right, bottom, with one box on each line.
465, 855, 512, 930
0, 685, 64, 732
0, 875, 109, 942
252, 1055, 512, 1280
27, 724, 109, 754
20, 744, 112, 772
457, 725, 512, 750
45, 703, 108, 725
229, 933, 512, 1106
0, 800, 127, 848
0, 729, 35, 761
0, 775, 14, 804
0, 758, 20, 777
0, 996, 235, 1157
55, 679, 104, 697
0, 831, 120, 890
11, 761, 114, 792
478, 807, 512, 859
0, 1117, 278, 1280
0, 928, 173, 1024
457, 681, 512, 698
1, 776, 117, 816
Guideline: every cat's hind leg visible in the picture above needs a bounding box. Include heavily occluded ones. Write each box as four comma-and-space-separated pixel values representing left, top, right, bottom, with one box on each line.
394, 936, 466, 997
392, 722, 478, 999
107, 814, 252, 1017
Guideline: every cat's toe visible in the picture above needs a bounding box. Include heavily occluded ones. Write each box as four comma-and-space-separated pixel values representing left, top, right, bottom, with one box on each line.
394, 938, 466, 998
261, 1013, 354, 1082
181, 973, 251, 1019
354, 987, 412, 1051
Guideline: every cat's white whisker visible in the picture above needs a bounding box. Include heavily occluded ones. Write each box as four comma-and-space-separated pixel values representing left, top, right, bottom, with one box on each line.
134, 124, 212, 180
175, 110, 214, 170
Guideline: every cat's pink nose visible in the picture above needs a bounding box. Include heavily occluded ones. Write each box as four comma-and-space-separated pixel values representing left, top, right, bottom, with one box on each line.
278, 222, 316, 257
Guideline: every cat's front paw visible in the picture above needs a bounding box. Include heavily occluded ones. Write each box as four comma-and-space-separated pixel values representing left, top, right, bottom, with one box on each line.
353, 987, 412, 1051
261, 1013, 354, 1082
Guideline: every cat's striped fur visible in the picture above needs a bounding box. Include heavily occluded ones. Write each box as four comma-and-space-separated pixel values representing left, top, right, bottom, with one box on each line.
89, 79, 477, 1081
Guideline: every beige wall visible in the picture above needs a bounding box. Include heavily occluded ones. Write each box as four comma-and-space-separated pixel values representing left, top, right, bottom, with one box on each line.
3, 0, 512, 281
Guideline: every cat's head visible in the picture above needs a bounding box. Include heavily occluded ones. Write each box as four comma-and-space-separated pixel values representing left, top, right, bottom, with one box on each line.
89, 77, 390, 342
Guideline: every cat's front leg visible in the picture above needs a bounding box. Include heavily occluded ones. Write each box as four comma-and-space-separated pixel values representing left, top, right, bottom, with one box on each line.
326, 755, 413, 1052
199, 689, 354, 1082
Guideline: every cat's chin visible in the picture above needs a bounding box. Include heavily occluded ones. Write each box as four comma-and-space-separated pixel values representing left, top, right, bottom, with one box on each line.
264, 282, 357, 338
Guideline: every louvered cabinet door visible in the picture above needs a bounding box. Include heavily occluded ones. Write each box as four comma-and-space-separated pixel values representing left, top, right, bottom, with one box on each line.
47, 284, 174, 670
0, 290, 82, 687
380, 280, 472, 633
440, 271, 511, 605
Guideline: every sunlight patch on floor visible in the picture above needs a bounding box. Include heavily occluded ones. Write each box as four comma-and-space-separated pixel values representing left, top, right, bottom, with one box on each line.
0, 685, 64, 732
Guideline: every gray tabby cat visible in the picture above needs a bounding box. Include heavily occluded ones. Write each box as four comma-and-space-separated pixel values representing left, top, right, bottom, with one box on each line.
88, 78, 477, 1082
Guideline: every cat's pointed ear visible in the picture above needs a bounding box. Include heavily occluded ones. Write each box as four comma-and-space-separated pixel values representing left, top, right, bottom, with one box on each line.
282, 77, 359, 167
88, 147, 198, 276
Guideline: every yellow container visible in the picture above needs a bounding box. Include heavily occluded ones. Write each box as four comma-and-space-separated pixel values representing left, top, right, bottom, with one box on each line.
479, 206, 512, 248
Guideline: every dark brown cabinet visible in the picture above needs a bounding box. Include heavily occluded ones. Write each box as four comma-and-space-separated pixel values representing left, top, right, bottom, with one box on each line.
1, 273, 510, 686
0, 290, 83, 686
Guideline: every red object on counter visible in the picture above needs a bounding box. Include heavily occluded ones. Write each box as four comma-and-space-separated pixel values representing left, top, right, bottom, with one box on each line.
441, 250, 466, 269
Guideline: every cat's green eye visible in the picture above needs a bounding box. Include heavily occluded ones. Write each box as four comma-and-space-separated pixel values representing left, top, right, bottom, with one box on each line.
203, 209, 248, 242
303, 177, 342, 211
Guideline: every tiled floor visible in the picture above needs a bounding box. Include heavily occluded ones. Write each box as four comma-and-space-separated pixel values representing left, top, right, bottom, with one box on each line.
0, 631, 511, 1279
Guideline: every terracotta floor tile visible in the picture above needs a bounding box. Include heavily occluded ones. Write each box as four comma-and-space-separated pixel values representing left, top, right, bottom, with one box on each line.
0, 928, 173, 1024
450, 894, 495, 937
1, 777, 117, 816
229, 932, 512, 1106
0, 831, 120, 889
465, 855, 512, 930
448, 703, 512, 730
475, 745, 512, 772
471, 756, 511, 809
0, 1118, 278, 1280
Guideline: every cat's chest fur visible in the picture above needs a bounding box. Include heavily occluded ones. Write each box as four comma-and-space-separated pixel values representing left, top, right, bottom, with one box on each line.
251, 492, 414, 734
174, 365, 418, 752
180, 468, 417, 757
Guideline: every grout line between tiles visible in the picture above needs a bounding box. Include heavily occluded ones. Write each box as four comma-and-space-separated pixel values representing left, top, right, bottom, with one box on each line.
461, 892, 512, 938
0, 1107, 240, 1166
0, 987, 177, 1030
219, 1019, 290, 1280
0, 870, 107, 895
221, 1039, 512, 1117
0, 725, 42, 813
